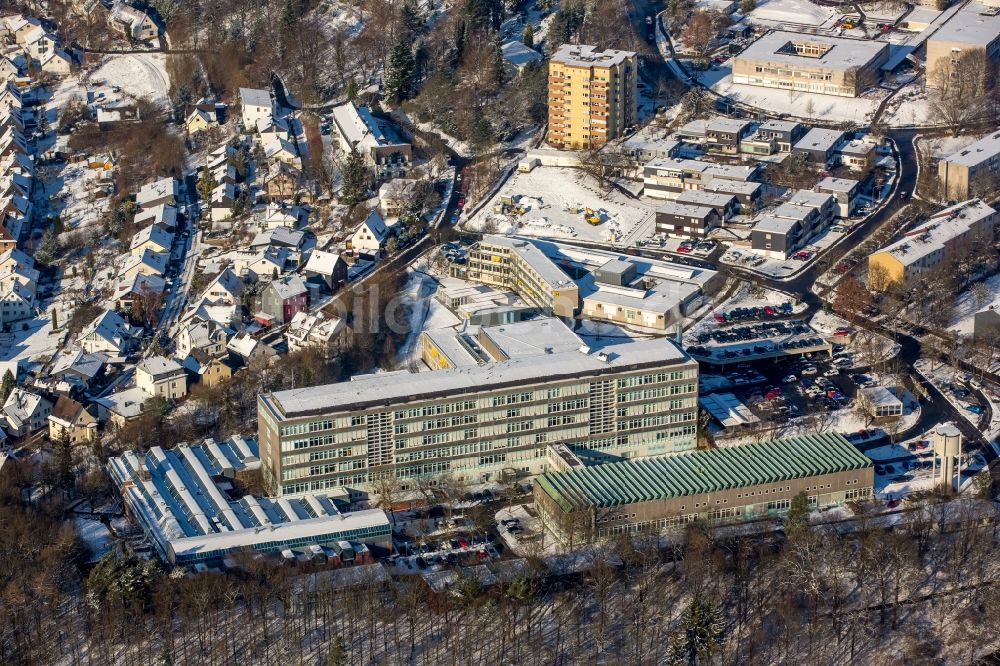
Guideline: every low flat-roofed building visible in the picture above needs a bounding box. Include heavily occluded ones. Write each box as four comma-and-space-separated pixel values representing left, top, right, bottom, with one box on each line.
106, 436, 391, 565
655, 201, 723, 238
421, 317, 585, 370
858, 386, 904, 420
703, 179, 764, 209
869, 198, 998, 288
793, 128, 847, 165
534, 432, 873, 543
756, 119, 806, 152
643, 157, 759, 200
704, 117, 753, 154
839, 139, 877, 171
732, 30, 889, 97
621, 134, 681, 163
938, 129, 1000, 201
817, 177, 862, 218
675, 190, 739, 220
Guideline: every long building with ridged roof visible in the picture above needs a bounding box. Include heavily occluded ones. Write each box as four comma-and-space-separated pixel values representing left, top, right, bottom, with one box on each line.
534, 432, 873, 543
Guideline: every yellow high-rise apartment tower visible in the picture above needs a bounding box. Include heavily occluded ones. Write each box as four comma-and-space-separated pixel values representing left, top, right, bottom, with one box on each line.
548, 44, 637, 150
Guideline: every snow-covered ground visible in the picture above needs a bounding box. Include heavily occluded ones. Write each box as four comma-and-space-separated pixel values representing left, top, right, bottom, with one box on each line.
697, 63, 887, 123
918, 132, 987, 162
949, 272, 1000, 339
462, 166, 657, 246
811, 310, 901, 365
394, 269, 461, 370
74, 517, 114, 562
883, 80, 934, 127
87, 54, 170, 107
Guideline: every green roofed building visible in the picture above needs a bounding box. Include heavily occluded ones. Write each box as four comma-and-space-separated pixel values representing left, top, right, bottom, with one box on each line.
534, 432, 873, 544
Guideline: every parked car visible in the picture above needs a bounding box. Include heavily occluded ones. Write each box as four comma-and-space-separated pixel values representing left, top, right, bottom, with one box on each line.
965, 404, 985, 414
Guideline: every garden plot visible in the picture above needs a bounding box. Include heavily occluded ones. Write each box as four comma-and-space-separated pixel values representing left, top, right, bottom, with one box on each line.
462, 166, 656, 245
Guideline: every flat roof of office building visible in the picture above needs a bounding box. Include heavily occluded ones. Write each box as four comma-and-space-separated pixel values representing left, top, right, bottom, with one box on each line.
536, 432, 871, 511
930, 3, 1000, 47
263, 337, 692, 419
736, 30, 888, 70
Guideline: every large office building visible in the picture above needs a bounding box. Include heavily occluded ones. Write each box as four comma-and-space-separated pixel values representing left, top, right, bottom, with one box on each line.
107, 436, 391, 565
258, 318, 700, 498
731, 30, 889, 97
925, 3, 1000, 86
534, 433, 874, 543
463, 236, 719, 331
465, 236, 579, 318
938, 130, 1000, 201
868, 199, 998, 288
548, 44, 637, 150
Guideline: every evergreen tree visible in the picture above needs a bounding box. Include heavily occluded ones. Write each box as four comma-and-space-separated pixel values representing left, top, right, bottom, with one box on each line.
196, 169, 217, 202
785, 490, 810, 538
340, 148, 369, 205
463, 0, 502, 31
36, 228, 59, 264
523, 23, 534, 49
401, 0, 424, 37
0, 369, 14, 403
666, 595, 724, 665
51, 310, 58, 331
346, 78, 358, 102
282, 0, 297, 30
384, 38, 415, 103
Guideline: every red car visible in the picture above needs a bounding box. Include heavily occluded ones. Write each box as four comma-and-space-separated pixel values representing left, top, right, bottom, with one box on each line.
714, 313, 726, 323
457, 198, 465, 207
833, 327, 851, 336
887, 499, 900, 509
458, 537, 469, 548
676, 245, 692, 253
763, 305, 775, 316
476, 549, 488, 560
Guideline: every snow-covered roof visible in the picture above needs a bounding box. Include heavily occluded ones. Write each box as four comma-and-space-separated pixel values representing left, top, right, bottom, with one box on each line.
303, 249, 343, 277
817, 176, 860, 193
50, 349, 106, 380
941, 129, 1000, 168
78, 310, 137, 349
873, 199, 997, 267
137, 355, 184, 380
95, 386, 147, 419
736, 30, 888, 71
501, 40, 542, 69
357, 209, 389, 241
135, 176, 178, 207
106, 437, 390, 564
859, 386, 902, 409
134, 203, 177, 228
262, 334, 689, 418
114, 272, 166, 300
251, 226, 304, 248
551, 44, 635, 68
227, 331, 261, 359
267, 273, 307, 300
130, 223, 173, 252
119, 248, 167, 276
330, 102, 407, 152
931, 3, 1000, 48
239, 87, 271, 109
794, 128, 846, 153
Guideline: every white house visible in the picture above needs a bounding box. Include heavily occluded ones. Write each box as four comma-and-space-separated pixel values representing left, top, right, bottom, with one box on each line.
285, 311, 350, 354
175, 319, 230, 358
76, 309, 140, 355
136, 176, 178, 209
349, 210, 390, 255
3, 388, 52, 437
239, 87, 272, 130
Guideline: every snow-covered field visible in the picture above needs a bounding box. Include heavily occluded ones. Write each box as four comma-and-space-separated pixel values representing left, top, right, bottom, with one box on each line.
462, 166, 657, 246
88, 54, 171, 106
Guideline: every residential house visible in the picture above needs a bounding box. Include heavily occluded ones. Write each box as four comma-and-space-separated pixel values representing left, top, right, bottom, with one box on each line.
210, 182, 237, 223
251, 226, 304, 250
134, 202, 178, 230
2, 387, 52, 437
107, 2, 162, 42
181, 349, 233, 388
47, 396, 98, 444
175, 319, 230, 358
49, 349, 106, 393
260, 133, 299, 168
95, 386, 146, 428
330, 101, 411, 177
348, 210, 390, 255
77, 309, 140, 355
838, 139, 876, 171
227, 331, 276, 366
260, 274, 307, 324
136, 356, 188, 400
239, 87, 272, 130
793, 128, 847, 166
755, 119, 806, 152
260, 202, 306, 230
378, 178, 423, 218
285, 311, 350, 354
302, 249, 347, 292
235, 246, 293, 282
184, 267, 244, 326
0, 282, 32, 325
263, 161, 301, 201
118, 248, 167, 280
675, 190, 739, 221
704, 117, 753, 155
129, 223, 173, 256
135, 177, 178, 209
113, 272, 166, 312
501, 40, 542, 77
655, 201, 722, 238
816, 177, 862, 218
